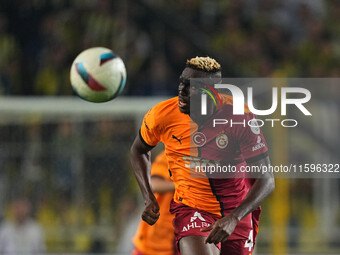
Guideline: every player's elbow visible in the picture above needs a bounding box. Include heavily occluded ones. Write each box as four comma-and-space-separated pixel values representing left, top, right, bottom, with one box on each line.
130, 139, 143, 166
267, 175, 275, 195
130, 136, 142, 158
130, 136, 152, 164
130, 146, 137, 164
130, 141, 137, 157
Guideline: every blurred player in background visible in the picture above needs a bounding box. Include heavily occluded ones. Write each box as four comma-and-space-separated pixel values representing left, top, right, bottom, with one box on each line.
0, 197, 45, 255
132, 150, 177, 255
130, 56, 275, 255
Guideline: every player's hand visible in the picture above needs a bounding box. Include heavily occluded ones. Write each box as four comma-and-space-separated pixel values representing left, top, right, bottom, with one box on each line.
200, 213, 239, 244
142, 199, 160, 225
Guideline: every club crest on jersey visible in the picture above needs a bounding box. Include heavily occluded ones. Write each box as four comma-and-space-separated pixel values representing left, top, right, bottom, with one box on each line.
192, 132, 206, 147
216, 133, 228, 149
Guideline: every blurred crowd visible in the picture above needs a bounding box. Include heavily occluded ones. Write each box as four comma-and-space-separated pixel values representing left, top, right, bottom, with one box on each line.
1, 0, 340, 97
0, 119, 138, 252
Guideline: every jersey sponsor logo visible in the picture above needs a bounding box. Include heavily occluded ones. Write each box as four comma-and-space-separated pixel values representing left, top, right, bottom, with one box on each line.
182, 212, 210, 232
250, 118, 260, 135
257, 136, 261, 143
183, 156, 220, 169
172, 134, 183, 144
192, 132, 206, 147
190, 211, 206, 222
252, 136, 266, 151
216, 133, 228, 149
181, 221, 211, 232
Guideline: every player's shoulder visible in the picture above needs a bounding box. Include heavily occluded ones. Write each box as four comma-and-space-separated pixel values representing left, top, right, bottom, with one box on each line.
219, 93, 250, 113
152, 97, 178, 110
147, 97, 179, 118
143, 97, 179, 131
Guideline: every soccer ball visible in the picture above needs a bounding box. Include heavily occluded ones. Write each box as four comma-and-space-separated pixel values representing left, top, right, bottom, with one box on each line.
70, 47, 127, 103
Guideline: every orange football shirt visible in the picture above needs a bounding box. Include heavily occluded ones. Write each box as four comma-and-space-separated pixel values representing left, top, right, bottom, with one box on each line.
140, 97, 223, 216
140, 96, 267, 218
133, 151, 175, 255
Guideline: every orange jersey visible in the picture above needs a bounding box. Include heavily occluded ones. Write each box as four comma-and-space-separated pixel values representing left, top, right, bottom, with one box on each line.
140, 97, 220, 214
133, 151, 175, 255
140, 96, 268, 218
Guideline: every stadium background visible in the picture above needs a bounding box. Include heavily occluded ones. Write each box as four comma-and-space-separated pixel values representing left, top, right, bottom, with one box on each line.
0, 0, 340, 254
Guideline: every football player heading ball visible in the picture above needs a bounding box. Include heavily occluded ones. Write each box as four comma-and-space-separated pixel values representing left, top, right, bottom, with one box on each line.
130, 57, 275, 255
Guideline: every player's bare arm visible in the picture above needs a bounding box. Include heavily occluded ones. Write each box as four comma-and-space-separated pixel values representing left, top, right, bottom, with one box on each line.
151, 176, 175, 194
202, 156, 275, 244
130, 135, 160, 225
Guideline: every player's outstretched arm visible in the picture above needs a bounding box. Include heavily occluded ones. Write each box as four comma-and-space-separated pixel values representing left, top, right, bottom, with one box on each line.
202, 156, 275, 244
130, 135, 160, 225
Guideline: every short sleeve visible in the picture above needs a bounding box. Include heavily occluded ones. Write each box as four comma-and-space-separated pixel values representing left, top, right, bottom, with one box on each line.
151, 151, 170, 180
235, 113, 268, 163
140, 106, 161, 147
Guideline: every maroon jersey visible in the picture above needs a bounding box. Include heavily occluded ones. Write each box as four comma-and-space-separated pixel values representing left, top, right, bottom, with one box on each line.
185, 102, 268, 240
